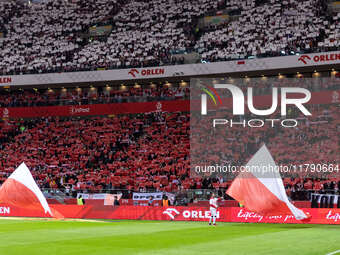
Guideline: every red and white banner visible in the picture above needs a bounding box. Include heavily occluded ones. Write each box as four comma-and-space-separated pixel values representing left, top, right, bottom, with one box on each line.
0, 100, 189, 119
132, 192, 163, 201
311, 193, 340, 208
0, 205, 339, 224
0, 90, 339, 119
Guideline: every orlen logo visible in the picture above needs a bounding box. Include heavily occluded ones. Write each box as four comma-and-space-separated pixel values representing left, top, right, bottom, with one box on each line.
70, 107, 90, 115
0, 77, 12, 84
128, 68, 139, 77
163, 208, 180, 219
0, 207, 10, 214
298, 53, 340, 64
182, 210, 220, 219
298, 55, 311, 64
163, 208, 219, 219
128, 68, 165, 78
201, 84, 312, 128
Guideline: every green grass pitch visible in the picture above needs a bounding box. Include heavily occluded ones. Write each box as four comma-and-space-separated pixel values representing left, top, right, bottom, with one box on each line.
0, 219, 339, 255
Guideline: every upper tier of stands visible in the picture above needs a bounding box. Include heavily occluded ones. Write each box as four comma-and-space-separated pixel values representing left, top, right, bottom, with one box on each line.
0, 0, 339, 75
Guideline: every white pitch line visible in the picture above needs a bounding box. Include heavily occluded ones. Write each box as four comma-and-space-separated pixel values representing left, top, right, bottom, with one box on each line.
326, 250, 340, 255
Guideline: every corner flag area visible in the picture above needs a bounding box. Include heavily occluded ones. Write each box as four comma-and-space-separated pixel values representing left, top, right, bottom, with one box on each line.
0, 219, 339, 255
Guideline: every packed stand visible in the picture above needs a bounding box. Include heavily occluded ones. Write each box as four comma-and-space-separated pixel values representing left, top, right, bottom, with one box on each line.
0, 0, 338, 75
71, 0, 224, 70
0, 102, 338, 201
0, 0, 124, 75
0, 112, 190, 195
197, 0, 340, 62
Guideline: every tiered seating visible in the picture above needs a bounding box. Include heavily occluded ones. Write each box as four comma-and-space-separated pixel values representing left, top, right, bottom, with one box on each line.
196, 0, 339, 62
0, 0, 338, 75
0, 0, 124, 74
0, 112, 191, 193
0, 102, 338, 201
73, 0, 222, 69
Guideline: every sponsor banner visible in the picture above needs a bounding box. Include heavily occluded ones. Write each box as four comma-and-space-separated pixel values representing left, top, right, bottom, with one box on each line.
77, 193, 122, 206
104, 194, 122, 206
128, 68, 165, 78
230, 208, 340, 224
0, 89, 338, 119
164, 192, 176, 205
133, 192, 163, 201
311, 193, 340, 208
1, 205, 340, 224
77, 193, 109, 199
0, 77, 11, 84
77, 193, 90, 199
0, 100, 189, 119
92, 194, 109, 200
0, 51, 339, 86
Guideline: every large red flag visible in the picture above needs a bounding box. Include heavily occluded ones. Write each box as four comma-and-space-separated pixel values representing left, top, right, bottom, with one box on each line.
227, 145, 308, 220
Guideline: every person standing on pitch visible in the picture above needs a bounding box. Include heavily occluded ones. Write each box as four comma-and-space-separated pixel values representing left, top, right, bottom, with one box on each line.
209, 193, 221, 226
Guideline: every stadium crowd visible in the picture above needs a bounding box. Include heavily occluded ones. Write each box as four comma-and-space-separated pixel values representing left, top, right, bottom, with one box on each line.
0, 102, 338, 201
0, 0, 339, 203
0, 0, 339, 75
197, 0, 339, 62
